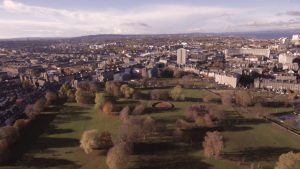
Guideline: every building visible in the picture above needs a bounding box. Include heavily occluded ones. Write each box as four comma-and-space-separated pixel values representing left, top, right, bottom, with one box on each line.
278, 53, 297, 64
177, 48, 187, 65
214, 73, 239, 88
255, 79, 300, 92
292, 35, 300, 45
224, 48, 270, 58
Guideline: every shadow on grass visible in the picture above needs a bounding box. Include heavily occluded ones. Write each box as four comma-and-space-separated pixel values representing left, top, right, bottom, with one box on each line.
18, 156, 80, 168
130, 153, 212, 169
223, 147, 300, 162
32, 137, 79, 150
8, 113, 57, 163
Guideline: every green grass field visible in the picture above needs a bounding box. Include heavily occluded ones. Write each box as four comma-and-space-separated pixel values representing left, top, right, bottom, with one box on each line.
1, 88, 300, 169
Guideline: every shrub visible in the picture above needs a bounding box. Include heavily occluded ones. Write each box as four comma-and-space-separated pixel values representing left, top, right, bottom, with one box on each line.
202, 131, 224, 158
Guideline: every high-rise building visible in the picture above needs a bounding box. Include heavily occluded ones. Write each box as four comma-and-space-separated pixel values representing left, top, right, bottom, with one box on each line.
177, 48, 187, 65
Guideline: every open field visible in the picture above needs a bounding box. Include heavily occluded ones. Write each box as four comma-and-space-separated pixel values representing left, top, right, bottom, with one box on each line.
1, 88, 300, 169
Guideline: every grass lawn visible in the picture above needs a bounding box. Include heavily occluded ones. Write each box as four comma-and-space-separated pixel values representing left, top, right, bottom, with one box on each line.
1, 88, 300, 169
1, 103, 120, 169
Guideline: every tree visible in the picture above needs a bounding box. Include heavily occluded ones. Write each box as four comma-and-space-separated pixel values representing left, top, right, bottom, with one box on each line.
59, 83, 70, 98
202, 131, 224, 158
99, 131, 113, 149
120, 116, 156, 142
102, 101, 114, 114
67, 89, 76, 102
185, 105, 209, 122
26, 97, 46, 119
170, 85, 185, 101
173, 70, 184, 78
120, 84, 134, 99
13, 119, 31, 130
33, 97, 46, 113
75, 88, 95, 104
106, 142, 132, 169
173, 128, 184, 141
274, 151, 300, 169
119, 106, 130, 122
150, 89, 169, 100
0, 126, 19, 146
220, 93, 233, 106
176, 119, 193, 130
131, 104, 146, 115
45, 91, 58, 105
105, 81, 121, 98
0, 139, 10, 163
94, 92, 106, 109
202, 95, 212, 103
235, 91, 253, 107
80, 129, 113, 154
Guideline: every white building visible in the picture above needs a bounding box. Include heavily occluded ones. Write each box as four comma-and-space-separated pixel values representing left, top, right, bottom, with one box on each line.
177, 48, 187, 65
224, 48, 271, 58
292, 35, 300, 45
214, 73, 239, 88
278, 53, 297, 64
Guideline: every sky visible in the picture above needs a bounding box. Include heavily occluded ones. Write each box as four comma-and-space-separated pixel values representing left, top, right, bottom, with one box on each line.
0, 0, 300, 38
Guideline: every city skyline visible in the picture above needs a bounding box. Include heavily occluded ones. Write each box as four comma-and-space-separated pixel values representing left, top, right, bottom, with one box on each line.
0, 0, 300, 38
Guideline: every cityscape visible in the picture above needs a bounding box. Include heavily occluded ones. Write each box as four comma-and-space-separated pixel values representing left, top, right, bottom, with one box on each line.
0, 0, 300, 169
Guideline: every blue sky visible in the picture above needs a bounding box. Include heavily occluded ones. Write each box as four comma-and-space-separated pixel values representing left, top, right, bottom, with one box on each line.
0, 0, 300, 38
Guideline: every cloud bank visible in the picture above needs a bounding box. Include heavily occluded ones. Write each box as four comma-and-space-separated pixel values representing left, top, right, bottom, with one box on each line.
0, 0, 299, 38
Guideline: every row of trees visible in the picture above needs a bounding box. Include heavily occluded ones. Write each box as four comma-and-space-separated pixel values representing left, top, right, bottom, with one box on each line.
0, 90, 63, 164
172, 105, 225, 158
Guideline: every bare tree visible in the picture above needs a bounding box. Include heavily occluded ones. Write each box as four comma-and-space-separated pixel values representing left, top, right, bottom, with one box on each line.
80, 129, 101, 154
119, 106, 130, 122
185, 105, 208, 122
170, 85, 185, 101
220, 93, 233, 106
202, 131, 224, 158
235, 91, 253, 107
106, 142, 132, 169
101, 101, 114, 115
131, 104, 146, 115
274, 151, 300, 169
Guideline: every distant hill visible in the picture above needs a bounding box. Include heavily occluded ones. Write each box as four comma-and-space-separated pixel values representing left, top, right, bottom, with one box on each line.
1, 29, 300, 42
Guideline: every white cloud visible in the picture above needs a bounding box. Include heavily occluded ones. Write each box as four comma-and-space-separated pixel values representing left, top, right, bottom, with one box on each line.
0, 0, 298, 38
